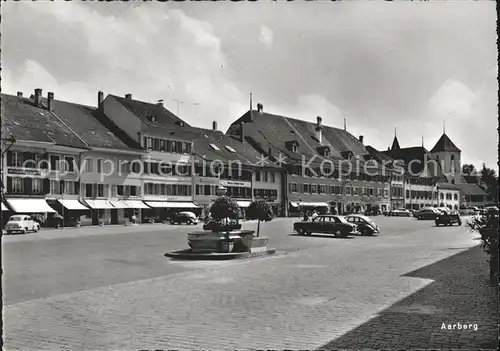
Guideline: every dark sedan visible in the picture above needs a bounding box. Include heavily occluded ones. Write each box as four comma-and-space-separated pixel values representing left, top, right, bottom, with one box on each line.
346, 215, 380, 235
414, 208, 440, 220
293, 215, 358, 238
435, 211, 462, 226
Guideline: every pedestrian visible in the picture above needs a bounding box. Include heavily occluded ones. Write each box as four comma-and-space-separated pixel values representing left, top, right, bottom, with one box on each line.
131, 212, 137, 225
311, 210, 318, 220
303, 211, 309, 221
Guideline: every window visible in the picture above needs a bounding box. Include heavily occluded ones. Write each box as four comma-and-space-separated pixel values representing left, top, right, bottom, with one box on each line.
291, 183, 298, 193
111, 185, 117, 196
255, 171, 261, 181
32, 179, 42, 194
65, 181, 75, 195
440, 193, 444, 200
50, 155, 60, 171
104, 160, 112, 174
85, 184, 93, 197
376, 188, 382, 196
384, 189, 389, 198
97, 184, 104, 197
64, 156, 75, 172
9, 152, 23, 167
97, 159, 103, 173
50, 180, 61, 194
271, 172, 276, 183
345, 186, 351, 195
369, 188, 374, 197
406, 190, 410, 198
319, 185, 326, 194
130, 186, 138, 197
263, 172, 269, 182
146, 138, 153, 149
303, 184, 310, 193
12, 177, 23, 193
453, 193, 458, 201
166, 140, 173, 152
311, 184, 317, 194
353, 187, 358, 196
209, 143, 220, 151
225, 145, 236, 153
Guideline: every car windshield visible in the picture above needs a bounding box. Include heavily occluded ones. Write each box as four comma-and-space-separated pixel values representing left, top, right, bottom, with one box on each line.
9, 216, 23, 221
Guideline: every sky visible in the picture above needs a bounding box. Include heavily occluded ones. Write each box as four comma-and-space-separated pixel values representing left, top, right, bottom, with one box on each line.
1, 1, 497, 170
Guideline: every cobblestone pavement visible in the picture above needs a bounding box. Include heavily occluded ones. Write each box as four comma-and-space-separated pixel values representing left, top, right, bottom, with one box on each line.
4, 216, 498, 350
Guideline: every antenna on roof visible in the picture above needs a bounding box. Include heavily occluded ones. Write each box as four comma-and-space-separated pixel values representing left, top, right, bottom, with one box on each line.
394, 126, 397, 137
443, 120, 446, 134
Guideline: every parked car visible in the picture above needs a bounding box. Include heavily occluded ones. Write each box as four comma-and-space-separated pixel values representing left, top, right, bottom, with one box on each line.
170, 212, 199, 225
389, 208, 412, 217
203, 218, 241, 231
4, 215, 40, 234
414, 207, 440, 220
364, 208, 382, 216
435, 210, 462, 226
485, 206, 499, 215
293, 215, 358, 238
345, 214, 380, 235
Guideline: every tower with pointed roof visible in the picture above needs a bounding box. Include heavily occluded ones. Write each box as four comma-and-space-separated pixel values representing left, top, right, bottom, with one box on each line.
391, 127, 400, 151
429, 131, 461, 184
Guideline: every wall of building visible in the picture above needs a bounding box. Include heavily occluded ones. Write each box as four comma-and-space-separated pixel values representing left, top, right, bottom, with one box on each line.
102, 96, 142, 138
438, 189, 461, 210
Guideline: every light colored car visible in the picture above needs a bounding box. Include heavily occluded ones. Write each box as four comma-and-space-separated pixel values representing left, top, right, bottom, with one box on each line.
4, 215, 40, 234
389, 208, 412, 217
346, 214, 380, 235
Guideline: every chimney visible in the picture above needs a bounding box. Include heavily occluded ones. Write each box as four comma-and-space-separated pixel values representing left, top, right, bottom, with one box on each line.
315, 116, 323, 143
359, 135, 364, 144
47, 92, 54, 111
156, 101, 163, 107
125, 93, 132, 99
98, 91, 104, 111
343, 118, 346, 131
34, 88, 42, 106
17, 92, 23, 98
212, 121, 218, 131
257, 103, 263, 113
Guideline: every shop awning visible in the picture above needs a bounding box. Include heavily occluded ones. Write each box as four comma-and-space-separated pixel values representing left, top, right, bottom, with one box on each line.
58, 199, 89, 210
84, 199, 114, 209
290, 201, 329, 208
1, 202, 9, 211
6, 198, 56, 213
145, 201, 200, 208
237, 201, 251, 208
125, 200, 150, 209
109, 200, 130, 209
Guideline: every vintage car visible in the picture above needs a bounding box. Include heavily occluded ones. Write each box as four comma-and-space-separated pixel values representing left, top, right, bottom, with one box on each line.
414, 207, 441, 220
170, 211, 199, 225
4, 215, 40, 234
203, 218, 242, 231
293, 215, 357, 238
435, 210, 462, 226
388, 208, 412, 217
345, 214, 380, 235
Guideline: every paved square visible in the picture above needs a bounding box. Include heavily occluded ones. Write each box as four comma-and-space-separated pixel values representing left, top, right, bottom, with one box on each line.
3, 217, 498, 349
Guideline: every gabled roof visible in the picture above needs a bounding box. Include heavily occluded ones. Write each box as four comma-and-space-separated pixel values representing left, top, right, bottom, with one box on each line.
228, 109, 369, 168
430, 133, 461, 153
382, 146, 446, 180
436, 182, 462, 191
110, 95, 190, 130
189, 127, 279, 169
457, 183, 488, 196
47, 98, 143, 150
391, 135, 401, 150
1, 93, 88, 149
365, 145, 395, 163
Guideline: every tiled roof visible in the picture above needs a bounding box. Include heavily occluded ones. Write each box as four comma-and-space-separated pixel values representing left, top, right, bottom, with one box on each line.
382, 146, 446, 180
110, 95, 190, 130
47, 98, 143, 150
1, 93, 88, 149
365, 145, 395, 163
190, 127, 277, 168
430, 133, 461, 153
228, 109, 369, 169
456, 183, 488, 196
436, 182, 462, 191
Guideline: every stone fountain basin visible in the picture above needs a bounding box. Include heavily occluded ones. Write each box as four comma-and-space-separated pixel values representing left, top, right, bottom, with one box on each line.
188, 230, 256, 253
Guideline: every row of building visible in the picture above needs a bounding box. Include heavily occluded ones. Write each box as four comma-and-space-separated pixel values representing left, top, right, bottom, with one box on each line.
0, 88, 492, 226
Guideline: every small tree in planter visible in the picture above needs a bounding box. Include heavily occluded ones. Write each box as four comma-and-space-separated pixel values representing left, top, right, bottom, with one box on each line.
466, 211, 499, 286
209, 196, 240, 232
247, 199, 274, 237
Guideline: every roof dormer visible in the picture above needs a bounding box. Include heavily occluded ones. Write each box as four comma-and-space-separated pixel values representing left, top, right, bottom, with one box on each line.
341, 150, 354, 160
285, 140, 299, 153
317, 145, 330, 157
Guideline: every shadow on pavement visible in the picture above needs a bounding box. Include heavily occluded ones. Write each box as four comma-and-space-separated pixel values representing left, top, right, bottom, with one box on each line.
288, 233, 356, 239
316, 245, 499, 350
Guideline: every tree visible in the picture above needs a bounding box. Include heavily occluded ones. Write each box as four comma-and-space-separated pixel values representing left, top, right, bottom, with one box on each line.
462, 164, 476, 176
247, 199, 274, 237
479, 163, 498, 202
209, 196, 240, 223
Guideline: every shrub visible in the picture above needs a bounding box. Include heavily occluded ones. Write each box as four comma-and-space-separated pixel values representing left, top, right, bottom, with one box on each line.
247, 199, 274, 237
209, 196, 240, 222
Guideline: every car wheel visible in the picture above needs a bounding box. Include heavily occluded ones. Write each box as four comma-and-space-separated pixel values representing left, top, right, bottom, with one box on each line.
170, 221, 175, 225
7, 230, 12, 235
297, 229, 304, 236
22, 228, 27, 234
334, 230, 342, 238
435, 222, 439, 226
458, 221, 462, 226
33, 225, 39, 232
306, 232, 312, 236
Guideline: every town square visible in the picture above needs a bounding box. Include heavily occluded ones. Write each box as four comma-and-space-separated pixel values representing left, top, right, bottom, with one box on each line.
1, 1, 498, 350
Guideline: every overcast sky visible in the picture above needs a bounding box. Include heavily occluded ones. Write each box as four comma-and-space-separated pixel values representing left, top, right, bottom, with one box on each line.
2, 1, 497, 169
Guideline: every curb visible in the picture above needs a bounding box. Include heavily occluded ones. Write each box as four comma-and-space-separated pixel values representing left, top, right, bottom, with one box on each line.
164, 248, 276, 260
